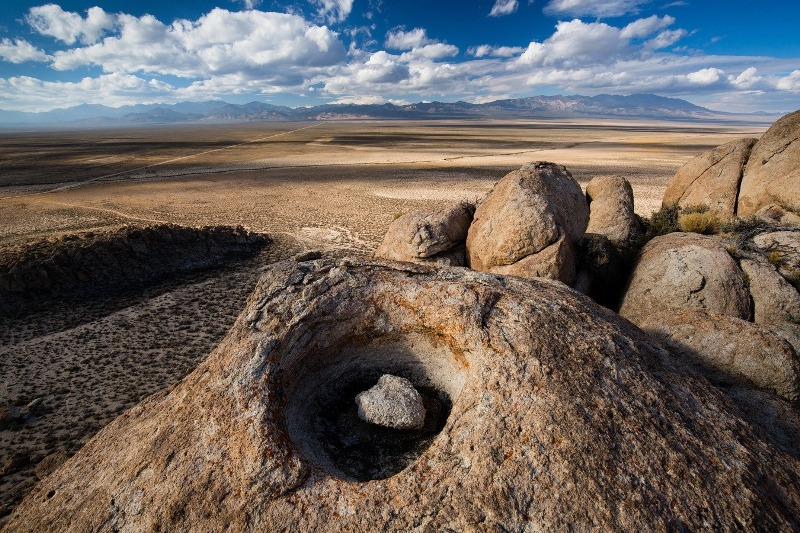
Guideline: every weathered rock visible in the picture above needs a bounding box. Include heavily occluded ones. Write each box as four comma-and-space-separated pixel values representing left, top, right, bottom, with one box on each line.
575, 233, 627, 309
619, 232, 751, 325
466, 162, 588, 284
585, 175, 642, 243
752, 230, 800, 276
662, 138, 757, 219
34, 451, 70, 481
740, 257, 800, 324
641, 309, 800, 403
355, 374, 426, 430
739, 109, 800, 217
7, 259, 800, 531
375, 203, 473, 266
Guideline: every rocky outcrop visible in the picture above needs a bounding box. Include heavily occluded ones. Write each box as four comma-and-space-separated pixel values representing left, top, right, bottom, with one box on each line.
662, 138, 756, 219
641, 309, 800, 404
574, 233, 627, 309
739, 110, 800, 217
585, 175, 641, 243
375, 203, 473, 266
6, 259, 800, 531
619, 232, 750, 325
466, 162, 588, 284
0, 224, 270, 316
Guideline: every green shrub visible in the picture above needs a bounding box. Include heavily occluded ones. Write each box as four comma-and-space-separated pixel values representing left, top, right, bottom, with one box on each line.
678, 211, 720, 235
644, 204, 679, 240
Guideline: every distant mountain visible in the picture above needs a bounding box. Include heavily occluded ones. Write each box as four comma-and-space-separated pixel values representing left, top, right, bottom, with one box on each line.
0, 94, 773, 127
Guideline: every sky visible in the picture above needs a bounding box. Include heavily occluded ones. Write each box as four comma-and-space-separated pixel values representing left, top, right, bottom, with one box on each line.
0, 0, 799, 113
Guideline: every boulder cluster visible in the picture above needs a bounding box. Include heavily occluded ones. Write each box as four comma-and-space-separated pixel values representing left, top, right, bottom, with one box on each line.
5, 110, 800, 531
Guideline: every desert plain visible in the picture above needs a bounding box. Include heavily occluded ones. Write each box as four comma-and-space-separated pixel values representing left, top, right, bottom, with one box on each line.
0, 117, 772, 519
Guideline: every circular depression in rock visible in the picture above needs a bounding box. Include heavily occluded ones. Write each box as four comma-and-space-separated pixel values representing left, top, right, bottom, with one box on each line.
281, 333, 467, 481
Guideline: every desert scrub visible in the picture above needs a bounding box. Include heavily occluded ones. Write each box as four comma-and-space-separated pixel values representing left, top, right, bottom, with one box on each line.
643, 204, 679, 240
678, 210, 720, 235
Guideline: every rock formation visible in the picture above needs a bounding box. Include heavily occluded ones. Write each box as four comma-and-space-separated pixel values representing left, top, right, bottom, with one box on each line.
739, 109, 800, 219
0, 224, 270, 316
374, 202, 473, 266
466, 162, 588, 284
619, 232, 750, 325
641, 309, 800, 404
662, 138, 756, 219
585, 175, 642, 243
6, 259, 800, 531
740, 257, 800, 325
355, 374, 426, 430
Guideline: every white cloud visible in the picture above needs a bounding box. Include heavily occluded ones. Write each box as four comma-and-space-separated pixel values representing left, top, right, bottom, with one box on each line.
385, 28, 432, 50
489, 0, 519, 17
776, 70, 800, 91
518, 20, 625, 67
402, 43, 459, 60
308, 0, 353, 23
328, 95, 410, 105
50, 9, 346, 82
544, 0, 652, 17
27, 4, 116, 45
686, 67, 724, 85
0, 38, 49, 63
468, 45, 525, 58
620, 15, 674, 40
235, 0, 263, 9
729, 67, 762, 88
644, 29, 687, 50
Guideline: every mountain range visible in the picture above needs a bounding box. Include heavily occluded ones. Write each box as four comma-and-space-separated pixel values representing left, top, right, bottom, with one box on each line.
0, 94, 774, 127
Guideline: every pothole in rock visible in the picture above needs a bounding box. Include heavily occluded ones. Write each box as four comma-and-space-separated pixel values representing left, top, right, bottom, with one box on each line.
281, 333, 467, 481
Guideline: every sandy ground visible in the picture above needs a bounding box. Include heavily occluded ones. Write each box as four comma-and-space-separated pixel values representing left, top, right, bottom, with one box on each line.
0, 118, 769, 520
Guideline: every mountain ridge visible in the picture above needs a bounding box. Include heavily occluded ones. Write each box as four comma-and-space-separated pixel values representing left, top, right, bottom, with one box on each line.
0, 94, 776, 127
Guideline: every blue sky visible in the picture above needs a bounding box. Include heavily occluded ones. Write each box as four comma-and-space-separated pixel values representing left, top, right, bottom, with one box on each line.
0, 0, 798, 113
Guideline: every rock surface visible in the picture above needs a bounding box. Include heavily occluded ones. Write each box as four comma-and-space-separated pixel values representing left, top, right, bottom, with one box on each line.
6, 259, 800, 531
740, 257, 800, 324
0, 224, 270, 316
467, 162, 588, 284
375, 203, 473, 266
619, 232, 750, 325
739, 109, 800, 217
585, 175, 641, 243
355, 374, 426, 430
662, 138, 756, 219
641, 309, 800, 404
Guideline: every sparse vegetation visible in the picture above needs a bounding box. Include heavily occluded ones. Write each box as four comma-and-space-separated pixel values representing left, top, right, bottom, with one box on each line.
643, 204, 680, 240
678, 211, 720, 235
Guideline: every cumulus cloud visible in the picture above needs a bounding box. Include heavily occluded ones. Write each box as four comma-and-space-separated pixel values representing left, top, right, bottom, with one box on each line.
686, 67, 724, 85
489, 0, 519, 17
308, 0, 353, 23
644, 29, 687, 49
544, 0, 652, 17
0, 38, 49, 63
27, 4, 116, 45
776, 70, 800, 91
49, 9, 346, 82
385, 28, 432, 50
518, 20, 626, 67
729, 67, 762, 88
468, 45, 525, 58
234, 0, 263, 9
620, 15, 674, 39
328, 95, 410, 105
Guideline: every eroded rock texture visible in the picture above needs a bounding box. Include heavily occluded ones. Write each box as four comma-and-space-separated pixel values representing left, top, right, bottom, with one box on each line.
585, 175, 642, 243
374, 202, 473, 266
466, 162, 588, 284
739, 109, 800, 218
6, 259, 800, 531
619, 232, 750, 325
662, 138, 756, 219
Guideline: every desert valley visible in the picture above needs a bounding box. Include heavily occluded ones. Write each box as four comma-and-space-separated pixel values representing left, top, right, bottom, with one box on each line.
4, 108, 800, 529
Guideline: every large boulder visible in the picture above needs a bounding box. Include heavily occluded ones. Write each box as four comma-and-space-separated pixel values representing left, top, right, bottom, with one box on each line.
6, 259, 800, 531
641, 308, 800, 404
739, 257, 800, 325
375, 203, 473, 266
585, 176, 641, 243
466, 162, 588, 284
662, 138, 757, 219
619, 232, 750, 325
738, 110, 800, 218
